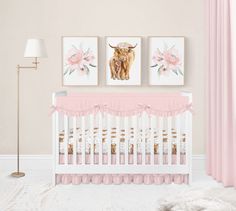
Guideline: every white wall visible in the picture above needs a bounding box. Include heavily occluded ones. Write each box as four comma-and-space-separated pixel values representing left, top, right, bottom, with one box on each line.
0, 0, 205, 155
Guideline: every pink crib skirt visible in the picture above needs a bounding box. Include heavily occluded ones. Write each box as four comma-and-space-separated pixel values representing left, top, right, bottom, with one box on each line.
56, 153, 188, 185
59, 153, 186, 165
57, 174, 189, 185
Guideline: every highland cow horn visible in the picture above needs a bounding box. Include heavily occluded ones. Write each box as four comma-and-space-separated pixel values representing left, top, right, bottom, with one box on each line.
109, 44, 117, 49
128, 43, 137, 49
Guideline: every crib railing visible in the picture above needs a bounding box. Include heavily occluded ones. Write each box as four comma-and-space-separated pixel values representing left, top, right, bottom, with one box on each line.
52, 91, 192, 185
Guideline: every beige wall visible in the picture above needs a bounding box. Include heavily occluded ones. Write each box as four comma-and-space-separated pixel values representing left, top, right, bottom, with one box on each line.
0, 0, 205, 155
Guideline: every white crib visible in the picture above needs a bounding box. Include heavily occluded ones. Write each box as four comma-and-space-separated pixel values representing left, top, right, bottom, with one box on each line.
52, 91, 192, 185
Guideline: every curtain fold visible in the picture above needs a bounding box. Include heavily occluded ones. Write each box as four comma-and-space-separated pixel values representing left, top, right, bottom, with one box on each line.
207, 0, 236, 187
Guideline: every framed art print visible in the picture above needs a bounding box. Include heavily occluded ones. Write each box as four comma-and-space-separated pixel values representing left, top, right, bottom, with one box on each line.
106, 37, 141, 86
149, 37, 184, 85
62, 36, 98, 86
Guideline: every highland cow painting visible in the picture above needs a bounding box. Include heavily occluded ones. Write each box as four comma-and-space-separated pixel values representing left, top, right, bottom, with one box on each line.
149, 37, 184, 85
106, 37, 141, 86
62, 37, 98, 86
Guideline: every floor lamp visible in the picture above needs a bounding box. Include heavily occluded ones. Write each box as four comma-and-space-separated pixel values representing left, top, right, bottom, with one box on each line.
11, 39, 47, 178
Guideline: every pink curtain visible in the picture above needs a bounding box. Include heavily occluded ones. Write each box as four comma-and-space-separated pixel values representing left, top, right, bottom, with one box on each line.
207, 0, 236, 187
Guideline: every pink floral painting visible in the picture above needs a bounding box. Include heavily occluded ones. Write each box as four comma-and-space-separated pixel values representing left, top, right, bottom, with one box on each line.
64, 45, 96, 76
149, 37, 184, 85
151, 44, 183, 76
63, 37, 98, 86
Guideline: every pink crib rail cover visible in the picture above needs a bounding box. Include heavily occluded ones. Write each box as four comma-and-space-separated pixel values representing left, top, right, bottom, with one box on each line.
52, 93, 192, 117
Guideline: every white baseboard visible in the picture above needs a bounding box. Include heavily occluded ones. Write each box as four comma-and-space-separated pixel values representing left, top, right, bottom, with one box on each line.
0, 155, 53, 171
0, 154, 205, 172
192, 154, 205, 172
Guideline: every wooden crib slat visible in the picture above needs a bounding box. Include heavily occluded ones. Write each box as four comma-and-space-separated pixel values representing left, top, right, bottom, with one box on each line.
81, 116, 86, 165
133, 115, 138, 165
90, 114, 94, 165
167, 116, 172, 165
72, 117, 77, 165
124, 116, 129, 165
158, 117, 163, 165
116, 116, 120, 165
64, 115, 68, 165
107, 114, 111, 165
98, 112, 103, 165
142, 112, 146, 165
150, 115, 155, 165
176, 115, 181, 165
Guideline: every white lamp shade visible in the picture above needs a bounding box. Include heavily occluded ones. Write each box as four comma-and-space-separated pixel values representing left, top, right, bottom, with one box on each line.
24, 39, 47, 58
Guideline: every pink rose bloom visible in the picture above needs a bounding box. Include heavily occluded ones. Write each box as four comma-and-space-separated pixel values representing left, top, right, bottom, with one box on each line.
64, 46, 96, 76
151, 45, 182, 77
66, 49, 83, 65
163, 51, 180, 66
66, 48, 84, 70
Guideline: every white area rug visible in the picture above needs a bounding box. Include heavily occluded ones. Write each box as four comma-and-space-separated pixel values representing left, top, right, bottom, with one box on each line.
0, 171, 236, 211
158, 188, 236, 211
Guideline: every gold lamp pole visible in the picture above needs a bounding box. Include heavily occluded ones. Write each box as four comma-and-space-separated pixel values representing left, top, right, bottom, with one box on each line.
12, 39, 47, 178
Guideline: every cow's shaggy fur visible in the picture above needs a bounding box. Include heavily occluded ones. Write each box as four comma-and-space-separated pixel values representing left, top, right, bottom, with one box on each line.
109, 42, 136, 80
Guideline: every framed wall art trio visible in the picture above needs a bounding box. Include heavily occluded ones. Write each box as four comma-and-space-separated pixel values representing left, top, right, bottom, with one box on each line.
62, 36, 184, 86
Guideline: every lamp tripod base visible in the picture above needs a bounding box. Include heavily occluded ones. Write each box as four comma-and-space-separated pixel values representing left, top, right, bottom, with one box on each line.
11, 172, 25, 178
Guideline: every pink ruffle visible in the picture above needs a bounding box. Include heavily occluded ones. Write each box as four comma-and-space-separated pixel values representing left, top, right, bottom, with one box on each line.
113, 174, 123, 185
103, 174, 113, 185
71, 174, 82, 185
153, 175, 164, 184
51, 104, 192, 117
144, 174, 154, 185
123, 174, 132, 184
82, 174, 91, 184
164, 174, 172, 184
91, 174, 102, 184
56, 174, 189, 185
51, 93, 192, 117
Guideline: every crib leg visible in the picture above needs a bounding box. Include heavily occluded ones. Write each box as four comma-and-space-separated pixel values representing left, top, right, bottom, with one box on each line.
188, 172, 192, 184
52, 173, 56, 186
